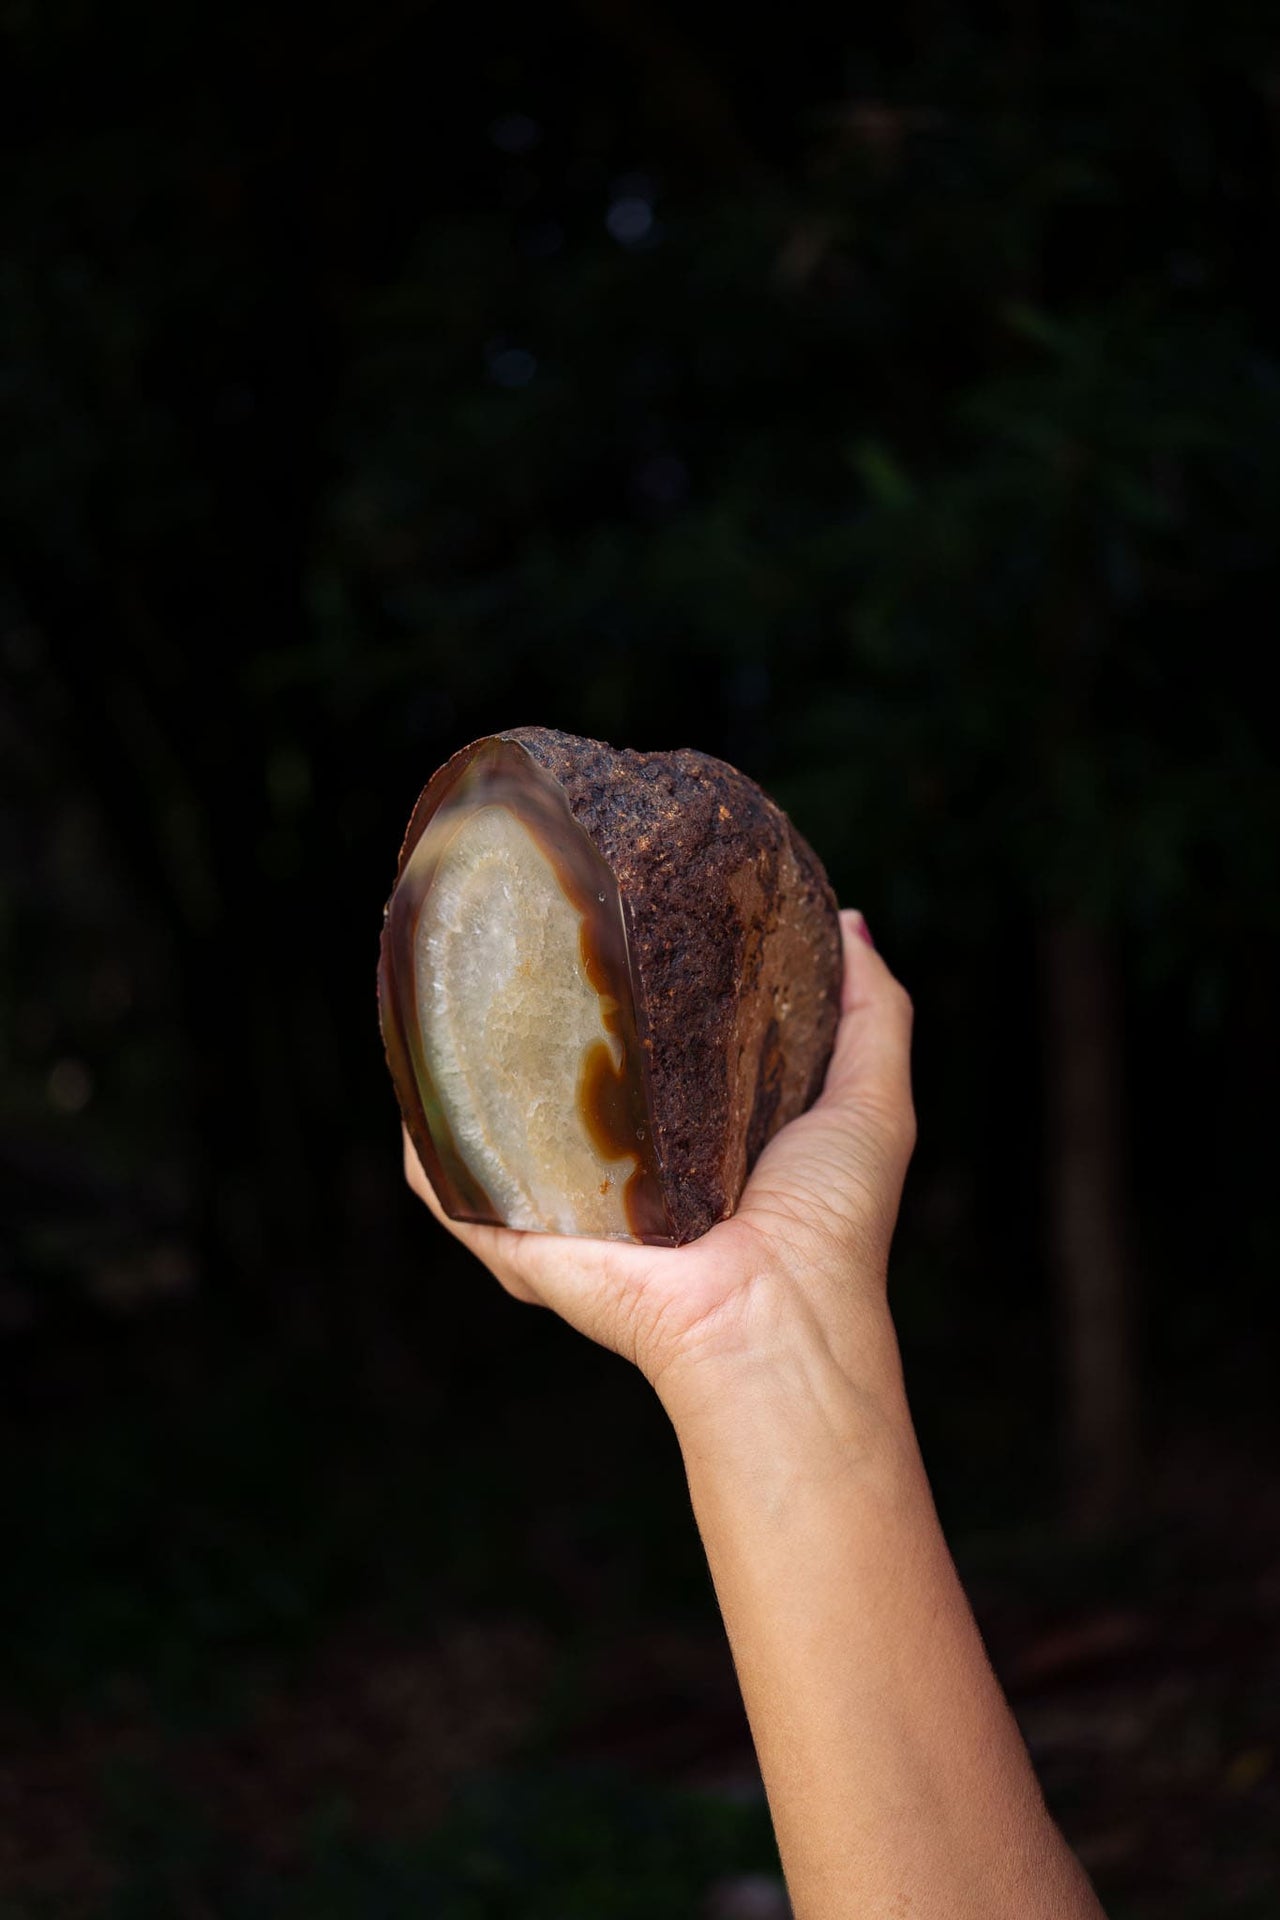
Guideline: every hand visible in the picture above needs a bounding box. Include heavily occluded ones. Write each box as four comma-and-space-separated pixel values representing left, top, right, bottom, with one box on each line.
405, 928, 1108, 1920
403, 909, 916, 1411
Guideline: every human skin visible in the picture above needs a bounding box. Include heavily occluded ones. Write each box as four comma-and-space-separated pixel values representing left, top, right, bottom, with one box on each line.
402, 909, 1107, 1919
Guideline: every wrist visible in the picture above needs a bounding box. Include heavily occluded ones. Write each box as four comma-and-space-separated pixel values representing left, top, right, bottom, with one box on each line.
654, 1293, 914, 1496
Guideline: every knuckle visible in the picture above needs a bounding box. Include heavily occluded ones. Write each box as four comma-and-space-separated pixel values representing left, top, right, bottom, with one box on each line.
500, 1232, 558, 1310
487, 1223, 528, 1281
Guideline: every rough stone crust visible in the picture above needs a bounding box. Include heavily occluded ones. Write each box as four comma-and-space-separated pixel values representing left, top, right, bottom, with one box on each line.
503, 727, 842, 1243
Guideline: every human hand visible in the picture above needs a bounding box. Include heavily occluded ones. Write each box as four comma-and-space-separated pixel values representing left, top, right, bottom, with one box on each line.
402, 908, 916, 1423
404, 927, 1108, 1920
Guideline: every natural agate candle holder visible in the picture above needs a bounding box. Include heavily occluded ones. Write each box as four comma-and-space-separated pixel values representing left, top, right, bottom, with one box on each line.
378, 727, 842, 1246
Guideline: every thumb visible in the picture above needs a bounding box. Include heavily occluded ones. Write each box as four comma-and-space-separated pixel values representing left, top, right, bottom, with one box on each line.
819, 909, 917, 1156
738, 909, 916, 1258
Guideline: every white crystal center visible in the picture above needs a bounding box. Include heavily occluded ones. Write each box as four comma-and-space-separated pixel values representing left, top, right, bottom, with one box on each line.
416, 804, 635, 1237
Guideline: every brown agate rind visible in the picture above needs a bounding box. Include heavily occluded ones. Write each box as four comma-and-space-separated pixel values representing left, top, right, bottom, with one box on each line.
378, 727, 843, 1246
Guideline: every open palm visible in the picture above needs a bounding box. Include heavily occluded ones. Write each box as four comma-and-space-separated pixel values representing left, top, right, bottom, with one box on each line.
403, 911, 916, 1401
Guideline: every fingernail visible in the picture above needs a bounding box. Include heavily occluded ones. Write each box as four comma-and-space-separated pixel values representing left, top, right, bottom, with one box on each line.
851, 911, 875, 948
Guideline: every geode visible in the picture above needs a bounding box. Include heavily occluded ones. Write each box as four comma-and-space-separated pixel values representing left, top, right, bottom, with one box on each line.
378, 727, 842, 1246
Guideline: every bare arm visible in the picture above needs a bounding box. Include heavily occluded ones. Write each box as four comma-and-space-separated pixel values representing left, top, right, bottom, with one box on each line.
403, 911, 1105, 1919
660, 1317, 1102, 1918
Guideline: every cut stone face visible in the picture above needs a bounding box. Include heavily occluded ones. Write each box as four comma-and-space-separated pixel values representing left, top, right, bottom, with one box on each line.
379, 728, 843, 1246
417, 803, 632, 1238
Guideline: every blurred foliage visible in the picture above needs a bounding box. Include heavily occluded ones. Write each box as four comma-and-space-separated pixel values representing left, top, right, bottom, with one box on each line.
0, 1292, 699, 1715
0, 1770, 775, 1919
3, 0, 1277, 1334
88, 1770, 778, 1920
2, 2, 1280, 1906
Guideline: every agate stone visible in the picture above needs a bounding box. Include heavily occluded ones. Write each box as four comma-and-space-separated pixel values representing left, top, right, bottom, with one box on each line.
378, 728, 842, 1246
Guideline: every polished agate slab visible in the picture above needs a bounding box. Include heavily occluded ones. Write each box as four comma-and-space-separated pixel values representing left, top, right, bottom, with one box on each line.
378, 728, 842, 1245
417, 804, 635, 1237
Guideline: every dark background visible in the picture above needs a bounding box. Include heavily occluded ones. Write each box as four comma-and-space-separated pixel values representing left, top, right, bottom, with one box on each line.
2, 2, 1278, 1913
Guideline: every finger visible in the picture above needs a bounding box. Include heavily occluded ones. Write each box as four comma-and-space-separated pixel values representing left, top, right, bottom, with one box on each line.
401, 1126, 676, 1362
817, 910, 916, 1149
401, 1126, 543, 1305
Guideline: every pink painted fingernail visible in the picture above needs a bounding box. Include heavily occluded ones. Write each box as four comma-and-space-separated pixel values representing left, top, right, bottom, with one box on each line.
852, 911, 875, 948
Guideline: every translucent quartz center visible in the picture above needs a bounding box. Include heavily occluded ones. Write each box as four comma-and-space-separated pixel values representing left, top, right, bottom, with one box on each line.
415, 803, 636, 1237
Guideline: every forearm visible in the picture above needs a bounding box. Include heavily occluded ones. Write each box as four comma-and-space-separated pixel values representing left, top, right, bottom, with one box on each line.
660, 1314, 1105, 1920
